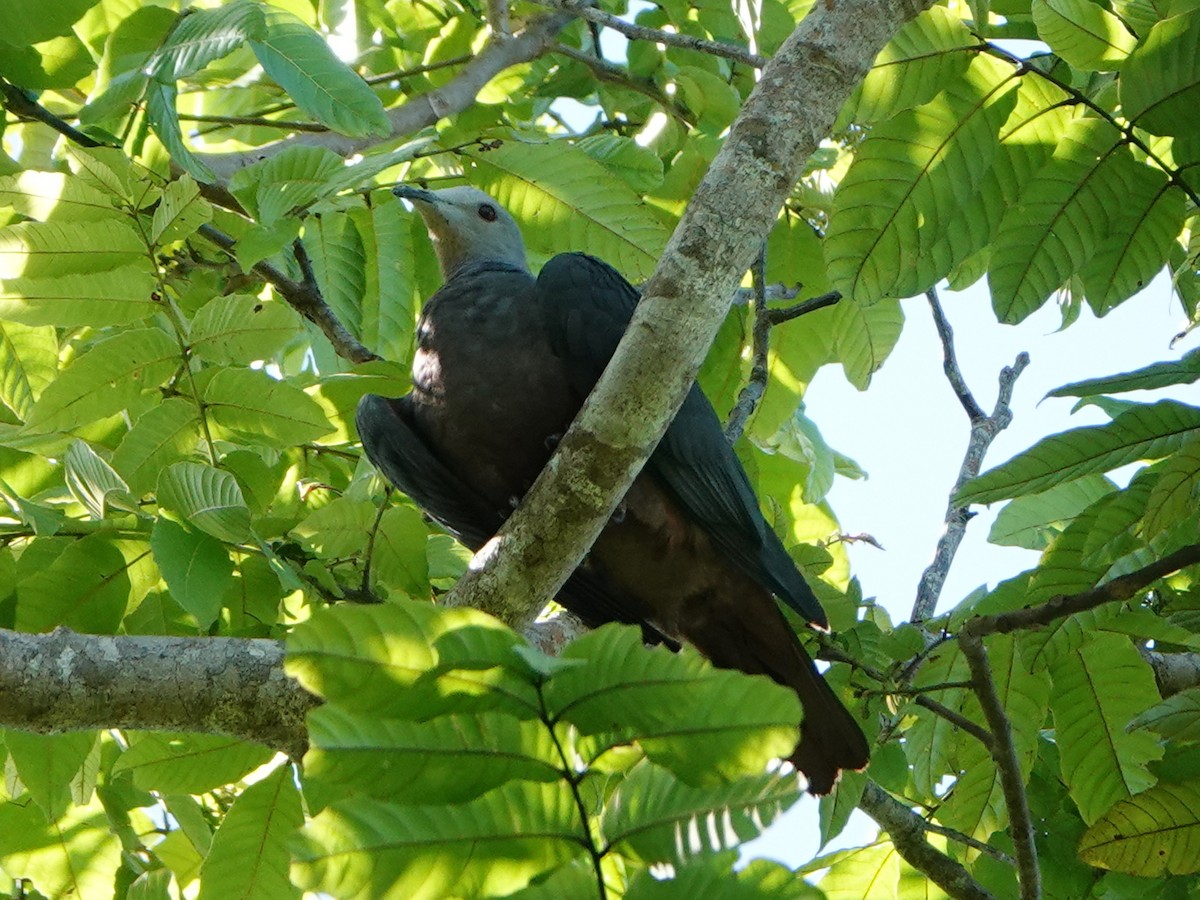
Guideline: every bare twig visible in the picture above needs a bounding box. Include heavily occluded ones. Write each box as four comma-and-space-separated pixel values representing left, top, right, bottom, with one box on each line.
959, 631, 1040, 900
534, 0, 768, 69
197, 223, 379, 364
725, 244, 771, 443
913, 695, 993, 749
912, 296, 1029, 622
552, 44, 693, 126
966, 541, 1200, 638
488, 0, 511, 36
858, 782, 997, 900
179, 113, 330, 132
1, 79, 106, 148
765, 290, 841, 324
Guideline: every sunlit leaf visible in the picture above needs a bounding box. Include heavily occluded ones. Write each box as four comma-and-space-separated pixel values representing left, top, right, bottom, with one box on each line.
147, 0, 266, 82
112, 733, 274, 793
157, 461, 253, 543
1079, 779, 1200, 875
188, 294, 301, 365
151, 516, 233, 628
64, 438, 138, 519
1032, 0, 1138, 69
1121, 8, 1200, 137
988, 474, 1116, 550
204, 368, 335, 448
111, 398, 200, 495
151, 174, 212, 244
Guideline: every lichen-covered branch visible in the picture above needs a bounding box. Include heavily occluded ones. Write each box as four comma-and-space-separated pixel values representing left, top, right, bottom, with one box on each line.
858, 782, 997, 900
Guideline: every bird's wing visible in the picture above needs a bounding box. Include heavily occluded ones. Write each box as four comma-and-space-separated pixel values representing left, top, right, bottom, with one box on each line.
535, 252, 828, 628
355, 391, 675, 638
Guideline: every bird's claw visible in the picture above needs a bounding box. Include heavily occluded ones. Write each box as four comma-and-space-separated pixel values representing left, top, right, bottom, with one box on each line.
544, 433, 563, 451
609, 502, 627, 525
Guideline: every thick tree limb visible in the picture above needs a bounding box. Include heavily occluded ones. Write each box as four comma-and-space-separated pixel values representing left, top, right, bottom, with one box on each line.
445, 0, 935, 629
912, 291, 1029, 621
1144, 649, 1200, 697
858, 782, 997, 900
0, 627, 315, 757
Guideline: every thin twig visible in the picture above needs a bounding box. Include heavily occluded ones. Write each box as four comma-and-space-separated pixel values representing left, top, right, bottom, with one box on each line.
959, 631, 1040, 900
0, 79, 105, 147
858, 782, 997, 900
535, 0, 767, 69
552, 44, 693, 126
913, 695, 993, 749
179, 113, 329, 132
764, 290, 841, 324
197, 223, 379, 364
725, 244, 771, 443
912, 298, 1029, 622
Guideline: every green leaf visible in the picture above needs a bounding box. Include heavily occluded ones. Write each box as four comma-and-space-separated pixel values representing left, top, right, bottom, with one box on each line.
349, 200, 417, 366
0, 320, 55, 419
188, 294, 301, 365
0, 32, 96, 90
1120, 8, 1200, 137
370, 504, 431, 597
249, 8, 388, 138
904, 640, 970, 798
196, 765, 302, 900
112, 733, 274, 793
23, 327, 177, 434
0, 266, 158, 327
826, 54, 1019, 304
988, 474, 1116, 549
1047, 348, 1200, 398
111, 398, 200, 495
807, 843, 900, 899
463, 139, 671, 280
4, 731, 97, 820
145, 79, 216, 183
229, 145, 344, 225
0, 793, 121, 899
147, 0, 267, 82
840, 6, 976, 125
303, 210, 365, 336
0, 0, 97, 46
0, 218, 144, 277
157, 462, 253, 544
577, 134, 665, 194
204, 368, 334, 448
1129, 687, 1200, 742
1032, 0, 1138, 69
151, 516, 233, 628
1143, 433, 1200, 536
302, 707, 561, 809
292, 783, 584, 900
546, 625, 801, 786
0, 169, 122, 221
151, 174, 212, 244
285, 601, 538, 719
832, 297, 904, 389
957, 400, 1200, 504
16, 536, 156, 632
1050, 634, 1163, 824
291, 497, 375, 558
626, 852, 818, 899
64, 438, 138, 519
601, 763, 801, 863
1079, 779, 1200, 875
988, 118, 1126, 323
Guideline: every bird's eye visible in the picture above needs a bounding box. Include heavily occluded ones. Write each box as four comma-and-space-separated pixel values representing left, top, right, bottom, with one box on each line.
478, 204, 498, 222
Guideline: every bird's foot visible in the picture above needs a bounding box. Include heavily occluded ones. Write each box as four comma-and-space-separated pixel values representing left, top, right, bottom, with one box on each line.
609, 501, 627, 525
544, 433, 563, 451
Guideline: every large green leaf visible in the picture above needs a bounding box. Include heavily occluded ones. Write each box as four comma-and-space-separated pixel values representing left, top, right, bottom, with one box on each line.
64, 438, 138, 519
228, 145, 345, 225
349, 200, 417, 366
157, 461, 253, 544
0, 793, 121, 899
1120, 8, 1200, 137
204, 368, 334, 448
292, 783, 585, 900
112, 733, 274, 793
146, 0, 266, 82
988, 118, 1126, 323
0, 0, 98, 46
151, 516, 233, 628
250, 8, 388, 138
957, 400, 1200, 504
832, 297, 904, 389
197, 765, 303, 900
303, 210, 365, 337
188, 294, 301, 365
625, 852, 817, 899
463, 139, 671, 280
0, 170, 121, 221
370, 504, 431, 597
546, 625, 801, 786
302, 707, 562, 809
599, 763, 801, 863
0, 320, 55, 419
1048, 348, 1200, 398
110, 398, 200, 495
0, 218, 144, 277
4, 730, 98, 820
145, 79, 215, 183
285, 601, 538, 719
839, 6, 976, 125
0, 266, 158, 327
1079, 779, 1200, 875
23, 327, 178, 433
16, 536, 156, 632
1129, 687, 1200, 743
150, 175, 212, 245
1143, 433, 1200, 536
988, 474, 1115, 549
1032, 0, 1137, 69
826, 54, 1018, 304
1050, 634, 1163, 824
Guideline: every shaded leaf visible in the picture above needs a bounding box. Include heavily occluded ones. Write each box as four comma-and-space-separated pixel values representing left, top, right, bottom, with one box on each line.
988, 474, 1116, 549
1047, 348, 1200, 398
150, 174, 212, 244
111, 398, 200, 495
0, 266, 158, 327
204, 368, 334, 448
4, 731, 98, 821
0, 320, 56, 419
1129, 687, 1200, 743
1079, 779, 1200, 875
64, 438, 138, 519
112, 733, 274, 793
147, 0, 266, 81
157, 461, 253, 543
188, 294, 301, 365
1121, 8, 1200, 137
151, 516, 233, 628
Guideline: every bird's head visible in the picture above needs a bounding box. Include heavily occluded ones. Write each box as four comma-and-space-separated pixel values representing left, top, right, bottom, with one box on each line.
393, 185, 528, 279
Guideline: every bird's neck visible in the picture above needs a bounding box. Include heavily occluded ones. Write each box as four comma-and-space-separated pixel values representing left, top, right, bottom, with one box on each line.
444, 258, 531, 281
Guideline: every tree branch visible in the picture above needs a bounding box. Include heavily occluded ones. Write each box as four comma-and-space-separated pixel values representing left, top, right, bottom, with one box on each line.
912, 295, 1029, 622
443, 0, 937, 630
1143, 649, 1200, 698
858, 782, 997, 900
534, 0, 768, 69
958, 631, 1040, 900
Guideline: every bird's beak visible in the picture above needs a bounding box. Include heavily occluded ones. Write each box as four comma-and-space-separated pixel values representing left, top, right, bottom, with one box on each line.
393, 185, 438, 205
